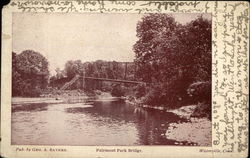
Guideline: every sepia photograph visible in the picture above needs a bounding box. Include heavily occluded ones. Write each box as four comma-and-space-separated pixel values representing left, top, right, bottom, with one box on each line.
11, 13, 212, 146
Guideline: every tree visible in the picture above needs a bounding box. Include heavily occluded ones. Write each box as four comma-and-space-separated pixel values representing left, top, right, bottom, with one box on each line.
133, 14, 212, 108
184, 16, 212, 81
134, 13, 179, 82
64, 60, 84, 79
12, 50, 49, 97
12, 52, 23, 96
55, 67, 66, 79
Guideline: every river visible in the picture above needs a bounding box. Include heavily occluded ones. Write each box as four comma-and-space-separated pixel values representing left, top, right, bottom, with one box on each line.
11, 98, 195, 146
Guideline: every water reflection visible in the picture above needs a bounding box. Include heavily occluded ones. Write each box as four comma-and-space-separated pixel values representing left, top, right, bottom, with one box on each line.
12, 100, 188, 145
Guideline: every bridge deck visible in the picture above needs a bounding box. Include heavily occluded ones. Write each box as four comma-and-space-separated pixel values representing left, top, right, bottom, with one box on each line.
83, 77, 146, 84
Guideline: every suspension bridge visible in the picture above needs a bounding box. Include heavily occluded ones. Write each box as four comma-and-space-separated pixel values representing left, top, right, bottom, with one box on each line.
60, 74, 146, 90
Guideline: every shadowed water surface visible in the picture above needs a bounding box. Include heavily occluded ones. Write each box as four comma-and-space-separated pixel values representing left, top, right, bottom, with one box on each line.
12, 100, 192, 145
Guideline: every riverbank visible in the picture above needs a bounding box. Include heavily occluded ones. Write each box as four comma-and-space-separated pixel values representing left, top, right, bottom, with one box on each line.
167, 105, 197, 119
124, 96, 166, 110
165, 118, 212, 146
12, 90, 89, 104
12, 97, 64, 104
163, 104, 211, 146
124, 96, 212, 146
12, 90, 121, 104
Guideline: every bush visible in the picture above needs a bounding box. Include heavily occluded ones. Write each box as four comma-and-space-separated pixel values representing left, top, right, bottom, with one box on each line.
142, 85, 164, 106
187, 81, 211, 104
191, 102, 211, 120
134, 84, 147, 98
111, 84, 125, 97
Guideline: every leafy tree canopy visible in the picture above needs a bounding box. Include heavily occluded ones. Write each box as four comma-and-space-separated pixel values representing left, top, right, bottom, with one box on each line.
133, 14, 211, 107
12, 50, 49, 97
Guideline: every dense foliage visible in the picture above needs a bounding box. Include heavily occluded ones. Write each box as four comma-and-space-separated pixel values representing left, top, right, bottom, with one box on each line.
133, 14, 211, 108
111, 84, 125, 97
12, 50, 49, 97
50, 60, 136, 91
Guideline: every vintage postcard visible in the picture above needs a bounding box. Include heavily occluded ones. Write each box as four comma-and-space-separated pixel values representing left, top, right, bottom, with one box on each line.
1, 0, 249, 158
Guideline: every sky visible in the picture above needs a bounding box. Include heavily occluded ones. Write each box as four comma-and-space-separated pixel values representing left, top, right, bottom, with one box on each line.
13, 13, 211, 74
